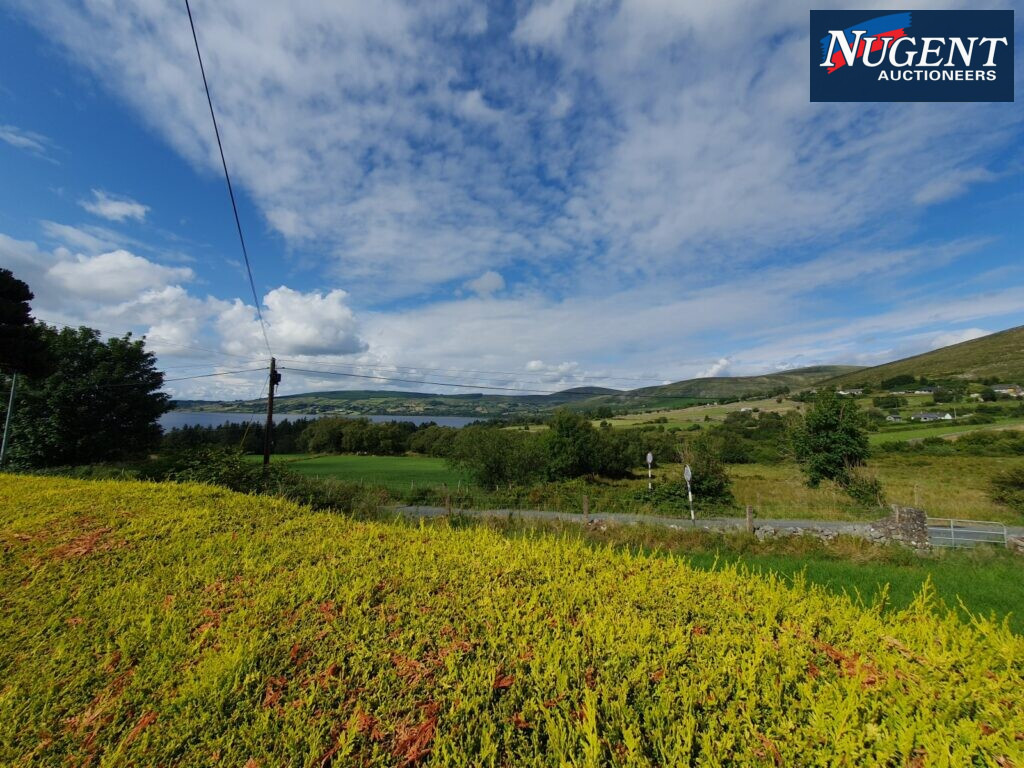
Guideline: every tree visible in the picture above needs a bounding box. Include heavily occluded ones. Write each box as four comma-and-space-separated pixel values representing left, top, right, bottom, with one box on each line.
0, 269, 53, 378
792, 388, 869, 487
3, 326, 170, 467
678, 432, 733, 505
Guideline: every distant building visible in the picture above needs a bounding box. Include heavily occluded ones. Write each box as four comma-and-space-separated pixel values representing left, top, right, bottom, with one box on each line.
913, 386, 937, 394
837, 388, 864, 396
885, 414, 902, 422
911, 411, 952, 422
993, 384, 1023, 397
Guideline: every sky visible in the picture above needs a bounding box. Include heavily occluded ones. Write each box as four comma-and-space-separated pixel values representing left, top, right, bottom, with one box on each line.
0, 0, 1022, 401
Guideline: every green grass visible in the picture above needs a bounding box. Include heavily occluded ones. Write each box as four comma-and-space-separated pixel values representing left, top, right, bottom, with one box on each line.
3, 475, 1023, 765
600, 396, 803, 429
256, 453, 470, 491
869, 416, 1024, 444
730, 455, 1023, 524
691, 552, 1024, 633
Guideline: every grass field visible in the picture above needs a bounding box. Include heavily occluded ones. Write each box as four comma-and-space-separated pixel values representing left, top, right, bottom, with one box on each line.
600, 397, 803, 429
2, 475, 1022, 765
253, 451, 1021, 525
730, 454, 1022, 524
256, 453, 470, 491
869, 416, 1024, 444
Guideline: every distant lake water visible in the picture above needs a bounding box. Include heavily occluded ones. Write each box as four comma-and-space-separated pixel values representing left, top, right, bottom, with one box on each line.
159, 412, 481, 430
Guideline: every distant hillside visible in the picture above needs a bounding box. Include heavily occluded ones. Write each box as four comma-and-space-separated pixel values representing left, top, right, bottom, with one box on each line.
170, 367, 857, 417
823, 325, 1024, 389
585, 365, 862, 409
172, 386, 625, 418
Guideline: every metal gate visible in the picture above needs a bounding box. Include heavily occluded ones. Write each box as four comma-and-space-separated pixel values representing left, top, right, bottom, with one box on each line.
926, 517, 1007, 548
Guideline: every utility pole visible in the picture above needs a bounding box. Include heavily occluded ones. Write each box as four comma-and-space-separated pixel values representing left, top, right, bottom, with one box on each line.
0, 373, 17, 468
263, 358, 281, 466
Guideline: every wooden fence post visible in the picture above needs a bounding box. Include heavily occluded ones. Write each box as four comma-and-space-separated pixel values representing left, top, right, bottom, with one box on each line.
745, 505, 754, 534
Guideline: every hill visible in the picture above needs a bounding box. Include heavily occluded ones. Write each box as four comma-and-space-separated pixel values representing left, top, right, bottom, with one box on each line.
171, 368, 857, 417
2, 475, 1021, 765
824, 325, 1024, 389
173, 386, 624, 417
583, 365, 861, 409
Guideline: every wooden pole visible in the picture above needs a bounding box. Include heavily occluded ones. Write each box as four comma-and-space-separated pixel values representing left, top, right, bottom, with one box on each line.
0, 373, 17, 468
263, 358, 278, 467
745, 504, 754, 534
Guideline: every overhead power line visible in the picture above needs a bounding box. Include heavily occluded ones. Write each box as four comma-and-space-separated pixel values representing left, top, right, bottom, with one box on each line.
100, 366, 269, 389
185, 0, 272, 358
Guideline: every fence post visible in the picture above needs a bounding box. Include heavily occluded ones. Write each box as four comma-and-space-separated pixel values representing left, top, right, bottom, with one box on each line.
583, 495, 590, 523
745, 505, 754, 534
950, 518, 956, 549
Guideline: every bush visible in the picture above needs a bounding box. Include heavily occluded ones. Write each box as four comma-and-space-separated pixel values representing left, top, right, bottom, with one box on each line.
792, 388, 869, 487
678, 433, 734, 507
990, 467, 1024, 512
139, 446, 387, 514
840, 470, 886, 509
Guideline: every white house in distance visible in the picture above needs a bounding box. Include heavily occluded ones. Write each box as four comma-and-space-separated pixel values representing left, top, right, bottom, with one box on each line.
993, 384, 1023, 397
837, 388, 863, 396
911, 411, 953, 422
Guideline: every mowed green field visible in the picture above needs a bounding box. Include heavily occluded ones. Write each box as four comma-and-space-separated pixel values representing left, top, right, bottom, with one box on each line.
260, 453, 470, 490
868, 416, 1024, 444
599, 397, 802, 429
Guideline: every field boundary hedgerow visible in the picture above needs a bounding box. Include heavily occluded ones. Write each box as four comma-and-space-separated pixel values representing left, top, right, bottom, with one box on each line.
1, 474, 1023, 766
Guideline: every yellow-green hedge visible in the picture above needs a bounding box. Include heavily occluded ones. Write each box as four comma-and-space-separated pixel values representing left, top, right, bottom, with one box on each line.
1, 475, 1021, 766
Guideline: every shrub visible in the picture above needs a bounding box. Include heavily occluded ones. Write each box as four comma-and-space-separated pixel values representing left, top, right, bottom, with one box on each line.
4, 475, 1022, 766
990, 466, 1024, 512
792, 388, 869, 487
841, 470, 886, 509
678, 433, 734, 507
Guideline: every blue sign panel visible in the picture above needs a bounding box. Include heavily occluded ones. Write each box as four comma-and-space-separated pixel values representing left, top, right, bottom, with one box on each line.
810, 10, 1014, 102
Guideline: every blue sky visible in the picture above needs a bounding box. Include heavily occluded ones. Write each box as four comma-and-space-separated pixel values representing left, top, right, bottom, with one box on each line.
0, 0, 1022, 400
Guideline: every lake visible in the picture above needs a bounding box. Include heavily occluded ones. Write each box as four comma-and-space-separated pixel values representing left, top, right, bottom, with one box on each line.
159, 412, 482, 430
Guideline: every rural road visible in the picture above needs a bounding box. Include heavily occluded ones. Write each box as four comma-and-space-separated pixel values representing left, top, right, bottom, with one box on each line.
392, 505, 1024, 544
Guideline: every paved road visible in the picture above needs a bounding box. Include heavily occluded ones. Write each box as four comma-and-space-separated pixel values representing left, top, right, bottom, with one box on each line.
392, 505, 1024, 542
392, 505, 875, 533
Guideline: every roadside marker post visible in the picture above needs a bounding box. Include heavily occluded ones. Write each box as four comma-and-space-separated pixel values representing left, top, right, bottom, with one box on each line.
646, 452, 653, 490
684, 464, 695, 525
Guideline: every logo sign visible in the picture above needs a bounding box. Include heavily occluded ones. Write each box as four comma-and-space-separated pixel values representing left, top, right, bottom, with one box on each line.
810, 10, 1014, 102
684, 465, 692, 483
646, 452, 653, 465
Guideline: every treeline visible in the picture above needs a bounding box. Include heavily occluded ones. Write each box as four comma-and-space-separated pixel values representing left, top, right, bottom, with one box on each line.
162, 419, 314, 455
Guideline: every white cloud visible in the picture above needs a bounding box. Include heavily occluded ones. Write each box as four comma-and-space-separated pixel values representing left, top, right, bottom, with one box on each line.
928, 327, 990, 350
696, 358, 731, 378
465, 270, 505, 296
456, 89, 502, 122
80, 189, 150, 222
912, 168, 998, 206
0, 124, 49, 153
48, 250, 192, 303
218, 287, 367, 358
14, 0, 1018, 304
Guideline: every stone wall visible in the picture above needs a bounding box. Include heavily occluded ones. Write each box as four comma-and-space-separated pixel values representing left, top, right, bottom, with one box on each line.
868, 505, 930, 549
